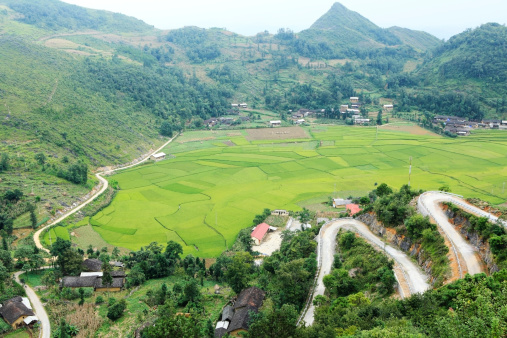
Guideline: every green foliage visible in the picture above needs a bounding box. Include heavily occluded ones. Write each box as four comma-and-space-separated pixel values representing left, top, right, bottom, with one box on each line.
225, 251, 253, 293
5, 0, 152, 33
141, 304, 202, 337
373, 185, 419, 227
247, 304, 298, 338
404, 214, 436, 240
107, 299, 127, 321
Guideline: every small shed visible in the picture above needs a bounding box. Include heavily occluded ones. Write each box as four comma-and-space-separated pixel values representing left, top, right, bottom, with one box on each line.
150, 152, 166, 161
222, 305, 234, 322
251, 223, 270, 245
271, 209, 289, 216
269, 120, 281, 127
350, 97, 359, 103
383, 104, 394, 110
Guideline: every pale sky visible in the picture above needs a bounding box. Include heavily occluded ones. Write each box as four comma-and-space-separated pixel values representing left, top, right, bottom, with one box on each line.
61, 0, 507, 40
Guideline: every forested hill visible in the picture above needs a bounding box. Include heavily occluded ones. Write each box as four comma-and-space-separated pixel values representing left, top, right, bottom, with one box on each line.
1, 0, 153, 33
0, 0, 507, 171
415, 23, 507, 95
306, 2, 402, 47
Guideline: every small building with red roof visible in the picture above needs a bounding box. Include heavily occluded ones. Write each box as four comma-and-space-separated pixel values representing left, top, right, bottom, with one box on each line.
251, 223, 270, 245
346, 204, 362, 216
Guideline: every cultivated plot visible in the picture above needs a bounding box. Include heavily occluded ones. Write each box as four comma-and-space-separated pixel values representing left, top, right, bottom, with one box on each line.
89, 126, 507, 257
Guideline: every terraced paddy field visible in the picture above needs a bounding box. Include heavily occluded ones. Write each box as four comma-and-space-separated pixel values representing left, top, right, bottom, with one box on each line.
90, 125, 507, 257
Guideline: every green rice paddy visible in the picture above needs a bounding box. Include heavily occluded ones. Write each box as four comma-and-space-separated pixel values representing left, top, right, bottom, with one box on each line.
90, 125, 507, 257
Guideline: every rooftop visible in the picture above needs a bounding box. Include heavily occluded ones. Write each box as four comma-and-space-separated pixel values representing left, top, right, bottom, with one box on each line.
251, 223, 270, 241
0, 297, 35, 325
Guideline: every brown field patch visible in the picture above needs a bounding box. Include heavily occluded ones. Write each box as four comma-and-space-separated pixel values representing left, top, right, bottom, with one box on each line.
245, 127, 310, 141
379, 124, 440, 136
44, 38, 80, 49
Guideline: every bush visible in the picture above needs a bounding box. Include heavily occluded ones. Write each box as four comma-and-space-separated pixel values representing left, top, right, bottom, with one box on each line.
107, 299, 127, 321
95, 295, 104, 304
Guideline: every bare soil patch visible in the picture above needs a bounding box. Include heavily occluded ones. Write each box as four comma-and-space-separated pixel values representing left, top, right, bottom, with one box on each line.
245, 127, 309, 141
222, 141, 235, 147
379, 124, 439, 136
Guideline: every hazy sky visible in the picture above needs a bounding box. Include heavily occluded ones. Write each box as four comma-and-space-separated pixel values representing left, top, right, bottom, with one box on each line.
61, 0, 507, 39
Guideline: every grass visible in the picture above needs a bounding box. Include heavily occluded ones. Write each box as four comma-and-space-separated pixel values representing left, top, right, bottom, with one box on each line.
19, 269, 54, 288
84, 126, 507, 257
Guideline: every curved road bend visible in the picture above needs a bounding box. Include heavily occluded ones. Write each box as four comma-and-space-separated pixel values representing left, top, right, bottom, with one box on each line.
27, 134, 178, 337
14, 271, 51, 338
33, 134, 179, 253
418, 192, 486, 276
302, 219, 430, 326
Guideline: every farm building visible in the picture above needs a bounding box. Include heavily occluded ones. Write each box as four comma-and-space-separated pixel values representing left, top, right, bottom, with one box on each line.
60, 275, 125, 292
383, 104, 394, 110
354, 119, 370, 125
271, 209, 289, 216
239, 103, 248, 108
0, 297, 37, 329
215, 287, 265, 337
295, 119, 305, 125
251, 223, 270, 245
269, 120, 281, 127
150, 152, 166, 161
82, 258, 103, 272
346, 204, 362, 216
340, 104, 349, 112
231, 104, 239, 108
333, 198, 352, 208
350, 97, 359, 103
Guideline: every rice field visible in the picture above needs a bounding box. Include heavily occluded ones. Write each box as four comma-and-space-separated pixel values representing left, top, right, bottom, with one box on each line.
90, 125, 507, 257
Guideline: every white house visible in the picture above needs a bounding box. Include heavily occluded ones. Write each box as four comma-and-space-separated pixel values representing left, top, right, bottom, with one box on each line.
150, 152, 166, 161
270, 120, 281, 127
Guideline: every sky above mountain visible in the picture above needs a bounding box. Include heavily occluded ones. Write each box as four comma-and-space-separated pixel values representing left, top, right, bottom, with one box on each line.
61, 0, 507, 40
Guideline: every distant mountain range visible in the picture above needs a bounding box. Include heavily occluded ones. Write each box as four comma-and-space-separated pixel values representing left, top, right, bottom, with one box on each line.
0, 0, 506, 166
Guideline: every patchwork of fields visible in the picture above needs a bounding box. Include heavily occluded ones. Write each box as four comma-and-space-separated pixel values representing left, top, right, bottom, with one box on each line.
90, 125, 507, 257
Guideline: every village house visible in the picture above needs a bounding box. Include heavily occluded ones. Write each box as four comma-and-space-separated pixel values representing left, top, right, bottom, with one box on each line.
239, 103, 248, 108
231, 104, 239, 108
354, 118, 370, 125
433, 115, 467, 124
340, 104, 349, 112
383, 104, 394, 110
350, 97, 359, 103
333, 198, 352, 208
215, 287, 265, 337
60, 272, 126, 292
271, 209, 289, 216
483, 119, 501, 129
82, 258, 103, 272
295, 119, 305, 125
150, 152, 166, 161
204, 118, 218, 127
251, 223, 270, 245
269, 120, 281, 127
0, 297, 37, 329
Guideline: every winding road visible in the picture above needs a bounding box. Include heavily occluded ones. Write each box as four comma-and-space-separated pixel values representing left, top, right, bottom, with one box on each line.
418, 191, 490, 276
25, 135, 178, 337
301, 218, 430, 326
14, 271, 51, 338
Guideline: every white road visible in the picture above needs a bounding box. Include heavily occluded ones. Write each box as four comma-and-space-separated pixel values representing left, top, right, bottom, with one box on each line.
33, 134, 179, 253
14, 271, 51, 338
26, 134, 178, 337
418, 191, 487, 276
301, 218, 430, 326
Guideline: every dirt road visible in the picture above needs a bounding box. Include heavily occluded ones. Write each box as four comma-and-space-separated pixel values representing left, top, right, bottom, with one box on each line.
418, 192, 485, 276
14, 271, 51, 338
301, 218, 429, 326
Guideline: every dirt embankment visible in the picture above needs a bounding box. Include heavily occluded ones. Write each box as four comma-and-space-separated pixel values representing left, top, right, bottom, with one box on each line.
442, 204, 497, 274
356, 213, 447, 286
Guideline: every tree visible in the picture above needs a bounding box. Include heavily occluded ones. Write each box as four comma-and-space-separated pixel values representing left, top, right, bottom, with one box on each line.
107, 299, 127, 321
0, 153, 9, 172
376, 110, 383, 125
111, 247, 120, 260
0, 249, 13, 271
247, 304, 298, 337
183, 279, 200, 303
376, 183, 392, 197
57, 249, 83, 276
0, 262, 7, 292
225, 252, 253, 293
299, 207, 312, 224
165, 241, 183, 261
126, 264, 146, 288
2, 237, 8, 251
78, 288, 85, 306
159, 121, 173, 137
34, 152, 46, 170
405, 214, 435, 240
141, 304, 201, 337
28, 204, 38, 229
273, 258, 312, 309
42, 270, 57, 289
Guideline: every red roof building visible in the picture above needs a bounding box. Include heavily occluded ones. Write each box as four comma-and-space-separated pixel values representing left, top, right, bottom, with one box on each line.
251, 223, 270, 245
346, 204, 362, 216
